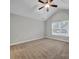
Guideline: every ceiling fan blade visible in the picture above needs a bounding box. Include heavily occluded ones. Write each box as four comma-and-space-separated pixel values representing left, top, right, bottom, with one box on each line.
47, 0, 53, 3
49, 0, 53, 2
51, 5, 58, 7
39, 6, 44, 10
38, 0, 45, 4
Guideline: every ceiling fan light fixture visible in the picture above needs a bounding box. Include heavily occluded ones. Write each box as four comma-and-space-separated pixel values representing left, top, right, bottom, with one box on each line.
45, 4, 50, 8
38, 0, 58, 12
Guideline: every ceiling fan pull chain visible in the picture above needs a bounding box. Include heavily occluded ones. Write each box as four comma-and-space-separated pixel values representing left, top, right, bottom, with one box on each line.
47, 7, 49, 12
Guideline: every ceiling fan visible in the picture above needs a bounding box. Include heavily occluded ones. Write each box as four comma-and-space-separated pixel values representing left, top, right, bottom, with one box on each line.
38, 0, 58, 12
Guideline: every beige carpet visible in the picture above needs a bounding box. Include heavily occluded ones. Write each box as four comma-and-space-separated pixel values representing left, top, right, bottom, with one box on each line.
10, 38, 69, 59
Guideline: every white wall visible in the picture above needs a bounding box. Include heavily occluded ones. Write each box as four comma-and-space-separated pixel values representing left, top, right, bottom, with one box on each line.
10, 14, 44, 45
10, 9, 69, 45
45, 9, 69, 42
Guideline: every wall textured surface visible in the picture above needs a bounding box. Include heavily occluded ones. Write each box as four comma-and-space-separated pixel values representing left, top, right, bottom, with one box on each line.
10, 14, 44, 44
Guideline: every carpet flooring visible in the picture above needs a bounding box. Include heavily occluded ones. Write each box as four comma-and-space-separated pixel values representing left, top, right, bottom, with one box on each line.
10, 38, 69, 59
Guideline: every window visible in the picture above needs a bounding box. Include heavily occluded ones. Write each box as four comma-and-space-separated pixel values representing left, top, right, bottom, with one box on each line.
52, 20, 69, 37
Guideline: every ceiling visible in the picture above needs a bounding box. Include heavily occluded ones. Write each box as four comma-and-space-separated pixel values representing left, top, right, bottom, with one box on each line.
10, 0, 69, 21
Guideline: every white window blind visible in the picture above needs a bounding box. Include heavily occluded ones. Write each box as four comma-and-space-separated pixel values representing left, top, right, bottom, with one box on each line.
52, 20, 69, 37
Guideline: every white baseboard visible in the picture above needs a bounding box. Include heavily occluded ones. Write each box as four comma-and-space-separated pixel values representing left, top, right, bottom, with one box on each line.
10, 37, 44, 46
10, 36, 69, 46
45, 36, 69, 42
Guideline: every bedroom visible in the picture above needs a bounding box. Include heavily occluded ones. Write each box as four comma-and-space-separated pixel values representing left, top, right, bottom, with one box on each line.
10, 0, 69, 59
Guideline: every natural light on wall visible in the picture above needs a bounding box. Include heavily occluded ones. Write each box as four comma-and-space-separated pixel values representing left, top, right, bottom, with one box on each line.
52, 20, 69, 37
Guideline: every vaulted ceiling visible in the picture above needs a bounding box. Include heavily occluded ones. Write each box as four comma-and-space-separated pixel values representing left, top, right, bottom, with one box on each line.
11, 0, 69, 21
